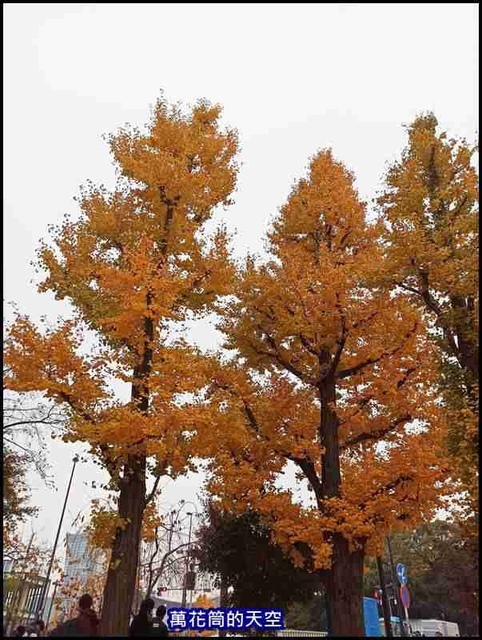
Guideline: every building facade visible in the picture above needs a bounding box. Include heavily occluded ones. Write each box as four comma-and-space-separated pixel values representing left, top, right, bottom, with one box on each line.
53, 531, 104, 623
64, 532, 103, 585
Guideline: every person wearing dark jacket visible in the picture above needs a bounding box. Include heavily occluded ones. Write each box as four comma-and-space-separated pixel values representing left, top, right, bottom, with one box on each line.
129, 598, 155, 637
76, 594, 100, 636
150, 605, 169, 637
48, 593, 99, 637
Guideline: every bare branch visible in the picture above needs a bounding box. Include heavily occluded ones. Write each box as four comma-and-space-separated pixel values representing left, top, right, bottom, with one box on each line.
4, 436, 37, 456
147, 542, 191, 596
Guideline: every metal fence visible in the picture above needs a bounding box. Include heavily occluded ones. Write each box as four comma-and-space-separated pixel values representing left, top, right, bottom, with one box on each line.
3, 572, 49, 632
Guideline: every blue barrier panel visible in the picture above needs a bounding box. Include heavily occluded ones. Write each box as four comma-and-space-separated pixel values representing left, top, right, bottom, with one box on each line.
363, 597, 382, 637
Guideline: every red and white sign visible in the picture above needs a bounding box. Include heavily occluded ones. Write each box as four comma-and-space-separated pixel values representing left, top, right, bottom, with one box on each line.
400, 584, 411, 609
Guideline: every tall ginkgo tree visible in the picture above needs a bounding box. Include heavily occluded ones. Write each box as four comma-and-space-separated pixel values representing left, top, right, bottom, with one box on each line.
378, 113, 478, 521
4, 96, 239, 635
196, 151, 450, 636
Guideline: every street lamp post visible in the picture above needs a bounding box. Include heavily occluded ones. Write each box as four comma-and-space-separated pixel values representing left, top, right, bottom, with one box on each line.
36, 455, 80, 618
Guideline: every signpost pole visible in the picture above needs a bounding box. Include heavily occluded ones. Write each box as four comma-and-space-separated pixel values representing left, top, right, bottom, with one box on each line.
376, 556, 393, 637
399, 585, 411, 635
404, 605, 410, 633
386, 537, 407, 637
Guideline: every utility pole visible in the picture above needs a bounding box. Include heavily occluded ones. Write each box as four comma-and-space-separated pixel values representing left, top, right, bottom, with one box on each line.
37, 455, 80, 618
386, 537, 407, 637
376, 556, 393, 637
188, 560, 195, 609
45, 580, 60, 630
218, 574, 228, 638
181, 512, 193, 608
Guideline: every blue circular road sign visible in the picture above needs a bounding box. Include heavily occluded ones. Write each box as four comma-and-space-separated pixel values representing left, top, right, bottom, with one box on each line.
396, 563, 408, 585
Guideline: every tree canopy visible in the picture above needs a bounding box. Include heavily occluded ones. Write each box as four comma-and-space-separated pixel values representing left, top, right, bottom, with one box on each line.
4, 102, 476, 637
196, 504, 321, 610
193, 149, 451, 635
379, 113, 478, 519
4, 96, 239, 635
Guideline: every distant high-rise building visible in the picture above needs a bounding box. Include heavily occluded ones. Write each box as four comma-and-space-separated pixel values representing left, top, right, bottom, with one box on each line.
64, 532, 103, 585
54, 531, 105, 621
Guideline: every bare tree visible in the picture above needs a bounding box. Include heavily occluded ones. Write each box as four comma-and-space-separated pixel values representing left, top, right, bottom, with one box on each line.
3, 393, 66, 483
138, 503, 196, 601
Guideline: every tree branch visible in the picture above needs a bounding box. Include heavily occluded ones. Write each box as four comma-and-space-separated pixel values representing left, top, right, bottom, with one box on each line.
290, 456, 324, 509
360, 474, 413, 507
4, 436, 37, 456
350, 310, 379, 330
3, 416, 65, 431
341, 413, 412, 450
298, 333, 320, 357
214, 382, 324, 505
417, 266, 460, 358
145, 460, 168, 505
257, 330, 318, 386
336, 321, 418, 379
330, 293, 348, 376
147, 542, 191, 595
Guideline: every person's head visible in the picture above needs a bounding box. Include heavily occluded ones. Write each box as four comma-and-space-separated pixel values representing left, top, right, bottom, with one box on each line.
36, 619, 45, 632
15, 625, 26, 636
78, 593, 94, 611
156, 605, 166, 620
139, 598, 155, 616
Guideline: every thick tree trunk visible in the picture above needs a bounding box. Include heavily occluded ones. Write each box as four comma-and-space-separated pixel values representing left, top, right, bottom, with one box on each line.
324, 534, 365, 637
100, 454, 146, 636
99, 200, 170, 634
319, 375, 365, 636
450, 295, 479, 389
100, 306, 153, 635
319, 376, 341, 500
218, 576, 229, 638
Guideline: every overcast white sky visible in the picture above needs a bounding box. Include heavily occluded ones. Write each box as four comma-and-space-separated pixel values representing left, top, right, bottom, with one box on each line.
4, 3, 478, 555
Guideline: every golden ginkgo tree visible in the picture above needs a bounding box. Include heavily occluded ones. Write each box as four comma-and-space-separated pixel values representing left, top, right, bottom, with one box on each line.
196, 150, 451, 636
379, 113, 478, 520
4, 96, 239, 636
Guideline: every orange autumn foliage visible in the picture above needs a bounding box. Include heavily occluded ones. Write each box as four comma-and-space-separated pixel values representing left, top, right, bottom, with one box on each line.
4, 95, 239, 636
191, 594, 216, 636
198, 150, 450, 561
378, 113, 478, 521
193, 150, 452, 635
